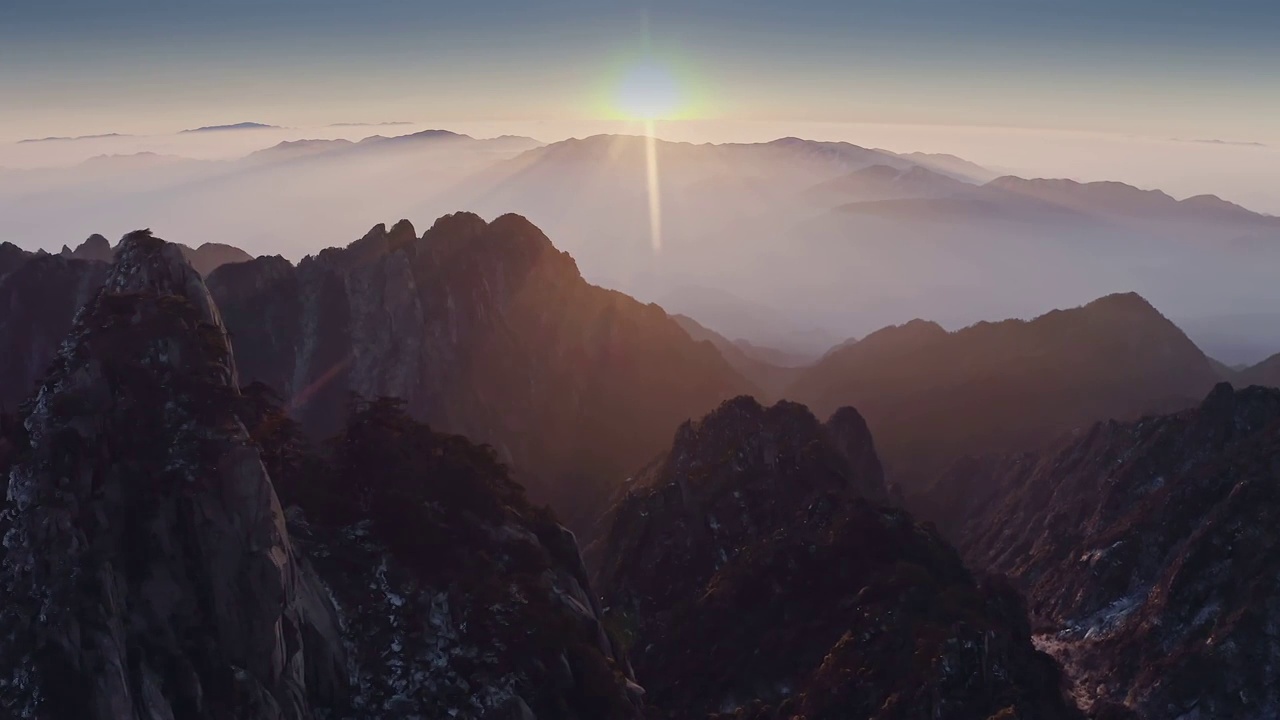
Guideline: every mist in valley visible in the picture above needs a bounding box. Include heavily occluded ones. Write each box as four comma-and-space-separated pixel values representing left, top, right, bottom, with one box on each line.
4, 122, 1279, 364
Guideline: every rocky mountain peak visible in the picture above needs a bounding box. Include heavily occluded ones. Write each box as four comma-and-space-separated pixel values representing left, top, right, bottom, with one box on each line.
59, 233, 113, 262
422, 210, 488, 242
591, 395, 888, 615
82, 232, 111, 255
0, 232, 343, 719
1080, 290, 1159, 316
592, 398, 1082, 720
104, 229, 239, 384
386, 218, 417, 251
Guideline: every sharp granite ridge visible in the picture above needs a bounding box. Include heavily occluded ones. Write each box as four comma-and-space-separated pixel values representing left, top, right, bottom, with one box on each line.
934, 383, 1280, 719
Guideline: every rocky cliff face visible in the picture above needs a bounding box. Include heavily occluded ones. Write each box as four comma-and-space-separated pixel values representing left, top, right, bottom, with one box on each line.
789, 293, 1222, 496
950, 383, 1280, 718
207, 213, 752, 532
270, 396, 643, 720
592, 396, 1081, 720
0, 232, 643, 720
0, 231, 341, 720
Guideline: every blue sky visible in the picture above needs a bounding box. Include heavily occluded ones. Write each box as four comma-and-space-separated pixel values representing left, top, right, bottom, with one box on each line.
2, 0, 1278, 142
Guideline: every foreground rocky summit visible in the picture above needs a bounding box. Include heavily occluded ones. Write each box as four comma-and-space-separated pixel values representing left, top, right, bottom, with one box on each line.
0, 231, 640, 719
0, 231, 336, 719
592, 397, 1082, 720
946, 383, 1280, 719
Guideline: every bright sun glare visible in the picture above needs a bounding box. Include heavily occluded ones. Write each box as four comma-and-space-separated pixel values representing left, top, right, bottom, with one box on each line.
615, 59, 682, 120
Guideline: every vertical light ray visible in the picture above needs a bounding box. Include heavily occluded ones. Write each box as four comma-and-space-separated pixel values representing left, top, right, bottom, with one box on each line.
644, 118, 662, 253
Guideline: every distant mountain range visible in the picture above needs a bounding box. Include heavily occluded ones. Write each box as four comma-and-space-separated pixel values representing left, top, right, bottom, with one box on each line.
788, 292, 1225, 493
6, 131, 1278, 365
17, 132, 131, 144
180, 121, 280, 132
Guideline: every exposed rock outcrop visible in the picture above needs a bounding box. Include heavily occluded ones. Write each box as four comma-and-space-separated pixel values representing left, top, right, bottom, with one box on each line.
0, 230, 343, 720
951, 383, 1280, 718
592, 396, 1080, 719
271, 396, 643, 720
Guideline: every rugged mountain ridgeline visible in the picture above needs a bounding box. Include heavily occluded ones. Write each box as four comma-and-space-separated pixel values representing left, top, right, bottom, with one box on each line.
205, 212, 752, 530
590, 396, 1084, 720
0, 231, 642, 719
917, 383, 1280, 719
789, 292, 1223, 495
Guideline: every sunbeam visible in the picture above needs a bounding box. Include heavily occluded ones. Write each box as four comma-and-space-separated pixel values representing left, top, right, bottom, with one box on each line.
644, 118, 662, 254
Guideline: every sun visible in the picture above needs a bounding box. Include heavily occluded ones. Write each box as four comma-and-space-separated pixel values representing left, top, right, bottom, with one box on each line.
614, 59, 683, 120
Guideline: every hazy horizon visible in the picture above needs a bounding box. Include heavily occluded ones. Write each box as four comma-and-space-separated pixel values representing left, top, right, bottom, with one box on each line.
6, 1, 1280, 214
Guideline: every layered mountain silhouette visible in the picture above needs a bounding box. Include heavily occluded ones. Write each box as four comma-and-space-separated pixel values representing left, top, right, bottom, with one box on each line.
931, 384, 1280, 719
180, 121, 280, 132
9, 129, 1279, 358
671, 313, 806, 399
788, 293, 1223, 493
204, 213, 753, 531
589, 396, 1083, 719
1, 218, 753, 531
3, 215, 1274, 718
829, 175, 1280, 228
981, 176, 1280, 226
0, 231, 642, 719
806, 163, 971, 204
